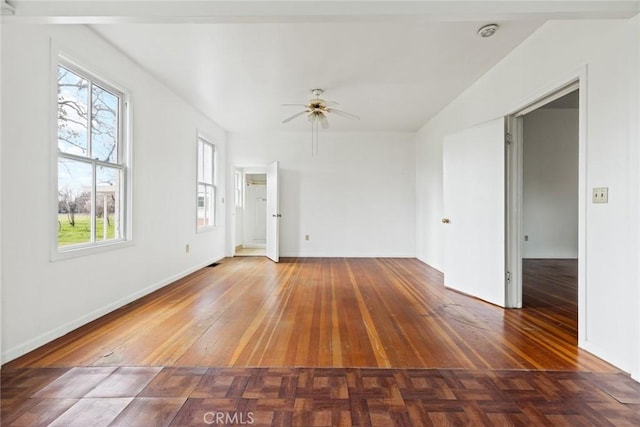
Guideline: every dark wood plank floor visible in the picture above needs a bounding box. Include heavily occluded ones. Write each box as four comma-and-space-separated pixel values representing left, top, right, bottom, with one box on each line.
3, 257, 611, 371
4, 257, 640, 426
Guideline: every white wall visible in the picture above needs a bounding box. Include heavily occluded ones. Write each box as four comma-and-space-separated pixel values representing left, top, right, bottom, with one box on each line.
523, 108, 579, 258
416, 17, 640, 376
1, 24, 227, 363
228, 131, 416, 258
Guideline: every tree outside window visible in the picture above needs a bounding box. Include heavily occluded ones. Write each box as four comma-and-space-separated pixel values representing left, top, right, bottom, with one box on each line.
57, 61, 128, 249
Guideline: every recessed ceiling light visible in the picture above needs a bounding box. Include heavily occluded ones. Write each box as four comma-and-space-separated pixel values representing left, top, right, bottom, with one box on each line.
477, 24, 499, 38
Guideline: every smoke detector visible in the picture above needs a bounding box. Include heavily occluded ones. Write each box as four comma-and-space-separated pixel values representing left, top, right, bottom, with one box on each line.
477, 24, 499, 38
1, 0, 16, 15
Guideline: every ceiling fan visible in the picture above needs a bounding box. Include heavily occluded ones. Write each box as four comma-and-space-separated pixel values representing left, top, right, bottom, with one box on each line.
282, 88, 359, 126
282, 88, 359, 155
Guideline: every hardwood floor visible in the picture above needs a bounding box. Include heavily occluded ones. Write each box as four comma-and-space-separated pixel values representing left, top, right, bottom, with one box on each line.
3, 257, 611, 371
4, 257, 639, 426
522, 258, 578, 339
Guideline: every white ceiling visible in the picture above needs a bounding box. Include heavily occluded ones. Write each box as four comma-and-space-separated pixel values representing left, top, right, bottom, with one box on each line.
93, 20, 544, 132
8, 1, 639, 133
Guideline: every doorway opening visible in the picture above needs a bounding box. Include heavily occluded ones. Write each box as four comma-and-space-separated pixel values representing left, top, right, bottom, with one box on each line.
234, 169, 267, 257
510, 87, 580, 341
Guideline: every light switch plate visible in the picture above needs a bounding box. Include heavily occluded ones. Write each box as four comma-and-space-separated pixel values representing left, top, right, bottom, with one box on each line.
593, 187, 608, 204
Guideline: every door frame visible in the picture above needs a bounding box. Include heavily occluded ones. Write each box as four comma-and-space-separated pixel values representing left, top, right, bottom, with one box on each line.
505, 67, 587, 347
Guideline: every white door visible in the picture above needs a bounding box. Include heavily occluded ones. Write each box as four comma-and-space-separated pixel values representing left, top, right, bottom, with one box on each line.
266, 161, 280, 262
443, 117, 506, 307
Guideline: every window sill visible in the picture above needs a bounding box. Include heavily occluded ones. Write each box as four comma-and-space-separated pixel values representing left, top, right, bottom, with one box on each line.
51, 239, 134, 262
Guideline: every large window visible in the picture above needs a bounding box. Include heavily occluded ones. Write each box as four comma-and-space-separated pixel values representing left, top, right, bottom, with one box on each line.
197, 136, 216, 230
56, 60, 128, 252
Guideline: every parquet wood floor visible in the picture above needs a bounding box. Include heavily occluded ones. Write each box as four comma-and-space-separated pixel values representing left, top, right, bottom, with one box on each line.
3, 366, 640, 426
3, 257, 639, 425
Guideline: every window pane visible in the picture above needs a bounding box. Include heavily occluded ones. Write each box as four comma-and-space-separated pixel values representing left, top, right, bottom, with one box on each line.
58, 66, 88, 155
206, 186, 215, 227
197, 184, 207, 227
197, 141, 204, 183
197, 184, 215, 228
58, 158, 93, 246
91, 85, 119, 163
95, 166, 121, 241
203, 143, 213, 184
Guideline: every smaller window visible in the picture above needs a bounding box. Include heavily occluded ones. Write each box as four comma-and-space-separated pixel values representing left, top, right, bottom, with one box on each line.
197, 136, 216, 230
234, 171, 243, 208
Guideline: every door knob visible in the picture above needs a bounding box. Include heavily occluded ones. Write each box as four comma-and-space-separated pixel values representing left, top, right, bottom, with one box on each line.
441, 218, 450, 224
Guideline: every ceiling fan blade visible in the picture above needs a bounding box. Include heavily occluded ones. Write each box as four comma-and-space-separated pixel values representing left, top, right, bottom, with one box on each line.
281, 103, 308, 107
282, 110, 308, 124
326, 108, 360, 120
319, 113, 330, 129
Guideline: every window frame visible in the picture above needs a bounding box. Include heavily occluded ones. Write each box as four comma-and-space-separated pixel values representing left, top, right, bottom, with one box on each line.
196, 134, 217, 232
51, 54, 133, 261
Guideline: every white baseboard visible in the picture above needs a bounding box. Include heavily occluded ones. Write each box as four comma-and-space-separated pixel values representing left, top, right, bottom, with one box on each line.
416, 255, 443, 273
279, 252, 416, 258
580, 339, 631, 376
1, 258, 222, 364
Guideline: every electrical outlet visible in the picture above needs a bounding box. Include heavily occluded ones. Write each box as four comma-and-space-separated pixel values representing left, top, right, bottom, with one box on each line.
593, 187, 608, 204
305, 235, 310, 241
524, 235, 529, 242
185, 244, 190, 253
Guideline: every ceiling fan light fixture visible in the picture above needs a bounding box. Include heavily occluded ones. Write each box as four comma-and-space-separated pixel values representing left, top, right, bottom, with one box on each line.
281, 88, 359, 156
477, 24, 499, 38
